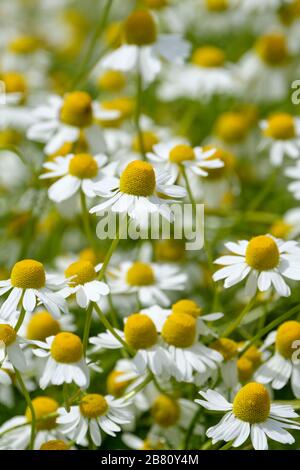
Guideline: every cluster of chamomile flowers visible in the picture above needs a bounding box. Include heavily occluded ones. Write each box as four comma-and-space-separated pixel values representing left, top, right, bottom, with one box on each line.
1, 0, 300, 452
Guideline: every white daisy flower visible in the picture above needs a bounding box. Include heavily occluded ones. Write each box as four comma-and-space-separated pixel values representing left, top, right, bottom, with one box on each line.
101, 9, 190, 84
40, 152, 116, 203
90, 159, 187, 223
213, 235, 300, 297
0, 259, 68, 320
255, 321, 300, 398
27, 92, 119, 156
0, 321, 35, 372
90, 313, 174, 378
57, 393, 132, 447
259, 113, 300, 166
108, 261, 187, 307
271, 208, 300, 239
59, 260, 110, 309
0, 366, 14, 408
18, 309, 76, 342
196, 382, 300, 450
285, 161, 300, 200
240, 0, 291, 13
33, 332, 90, 389
122, 432, 163, 450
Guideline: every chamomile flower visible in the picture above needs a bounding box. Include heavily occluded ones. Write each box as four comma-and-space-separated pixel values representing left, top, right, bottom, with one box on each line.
259, 113, 300, 166
18, 309, 76, 342
59, 260, 110, 308
108, 261, 187, 307
196, 382, 300, 450
57, 394, 132, 447
0, 366, 14, 407
40, 152, 115, 203
122, 432, 164, 450
240, 0, 292, 13
101, 10, 190, 84
255, 321, 300, 398
0, 259, 68, 320
0, 322, 34, 372
213, 235, 300, 297
33, 332, 90, 389
271, 208, 300, 239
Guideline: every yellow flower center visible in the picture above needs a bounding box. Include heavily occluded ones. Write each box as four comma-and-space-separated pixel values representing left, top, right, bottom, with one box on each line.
26, 311, 60, 341
68, 153, 98, 179
192, 46, 225, 68
11, 259, 46, 289
60, 91, 93, 128
276, 321, 300, 359
79, 248, 100, 266
155, 240, 185, 262
40, 440, 69, 450
264, 113, 296, 140
80, 394, 108, 418
9, 35, 40, 54
172, 299, 202, 318
233, 383, 270, 424
255, 34, 289, 66
104, 21, 123, 49
0, 324, 16, 346
162, 313, 196, 348
100, 97, 134, 127
237, 357, 254, 383
0, 129, 22, 147
106, 370, 132, 397
270, 220, 292, 239
2, 72, 27, 94
151, 395, 180, 427
205, 0, 229, 11
215, 112, 249, 143
124, 313, 158, 350
242, 345, 262, 369
124, 10, 157, 46
26, 397, 58, 430
120, 161, 156, 197
245, 235, 279, 271
132, 131, 159, 153
210, 338, 238, 361
169, 144, 195, 164
98, 70, 126, 92
50, 332, 83, 363
126, 262, 155, 286
203, 145, 235, 180
65, 260, 96, 286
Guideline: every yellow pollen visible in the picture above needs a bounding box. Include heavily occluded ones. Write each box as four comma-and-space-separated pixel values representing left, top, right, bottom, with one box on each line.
106, 370, 132, 397
264, 113, 296, 140
162, 313, 196, 348
242, 345, 262, 369
60, 91, 93, 128
11, 259, 46, 289
40, 440, 69, 450
126, 262, 155, 286
9, 35, 40, 54
65, 260, 96, 286
50, 332, 83, 363
255, 34, 289, 66
120, 161, 156, 196
203, 145, 235, 180
155, 240, 185, 262
271, 220, 292, 239
233, 383, 270, 423
276, 321, 300, 359
169, 144, 195, 164
26, 397, 58, 430
215, 112, 249, 143
192, 46, 225, 68
68, 153, 98, 179
132, 131, 159, 153
26, 311, 60, 341
237, 357, 254, 383
124, 11, 157, 46
2, 72, 27, 94
124, 313, 158, 350
172, 299, 202, 318
210, 338, 238, 361
205, 0, 229, 11
98, 70, 126, 92
0, 324, 16, 346
246, 235, 280, 271
80, 394, 108, 419
151, 395, 180, 427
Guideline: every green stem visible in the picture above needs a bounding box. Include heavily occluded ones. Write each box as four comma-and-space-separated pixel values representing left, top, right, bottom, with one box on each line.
135, 56, 146, 160
181, 165, 196, 207
83, 302, 94, 356
123, 373, 152, 401
98, 233, 120, 281
80, 189, 97, 253
63, 383, 71, 412
184, 407, 202, 450
219, 440, 233, 450
200, 439, 213, 450
15, 369, 36, 450
223, 297, 256, 338
14, 305, 26, 333
249, 167, 279, 211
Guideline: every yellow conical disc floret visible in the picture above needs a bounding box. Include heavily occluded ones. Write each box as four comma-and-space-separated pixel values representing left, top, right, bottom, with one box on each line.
50, 332, 83, 363
68, 153, 98, 179
215, 112, 249, 143
124, 313, 158, 350
192, 46, 225, 68
233, 383, 270, 423
276, 321, 300, 358
126, 262, 155, 286
26, 397, 58, 430
100, 97, 134, 128
0, 324, 16, 346
40, 440, 69, 450
106, 370, 132, 397
80, 394, 108, 418
2, 72, 27, 94
242, 345, 262, 369
26, 311, 60, 341
124, 11, 157, 46
203, 145, 235, 180
245, 235, 279, 271
132, 131, 159, 153
155, 239, 185, 262
120, 161, 156, 197
271, 220, 292, 239
264, 113, 295, 140
60, 91, 93, 128
205, 0, 228, 11
151, 395, 180, 427
65, 260, 96, 286
172, 299, 202, 318
9, 35, 40, 54
210, 337, 238, 360
98, 70, 126, 92
255, 34, 289, 66
169, 144, 195, 164
162, 313, 196, 348
11, 259, 46, 289
237, 357, 254, 383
